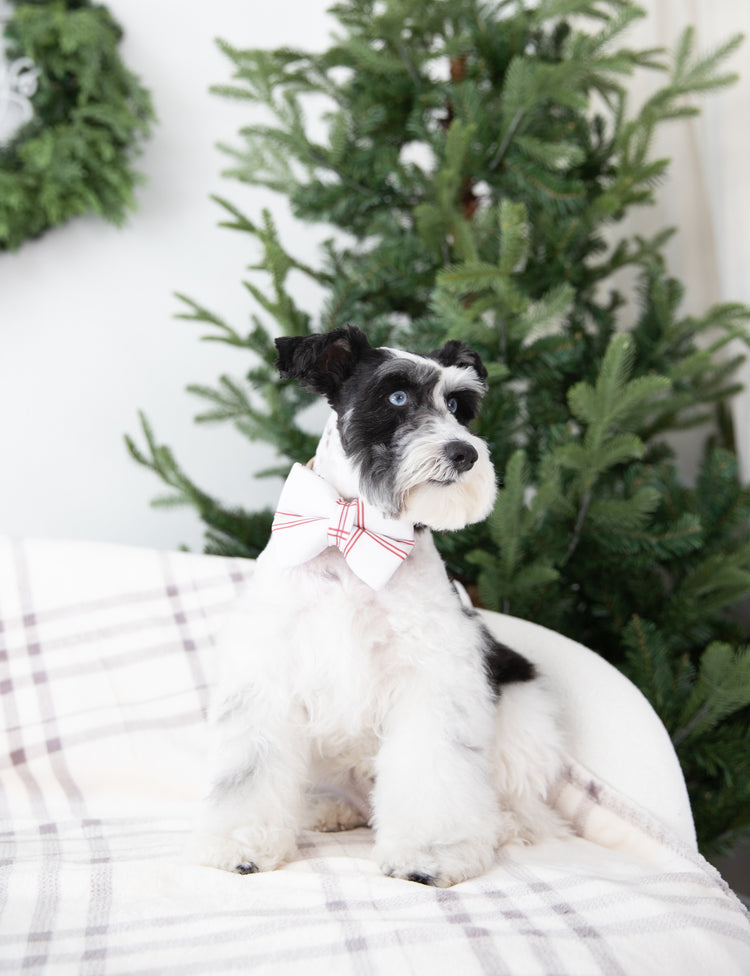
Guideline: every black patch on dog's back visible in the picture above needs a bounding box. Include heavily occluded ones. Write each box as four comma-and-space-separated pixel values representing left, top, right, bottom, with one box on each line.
477, 621, 536, 696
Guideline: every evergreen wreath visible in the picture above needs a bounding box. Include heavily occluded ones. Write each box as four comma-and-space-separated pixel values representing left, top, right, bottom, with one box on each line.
0, 0, 154, 251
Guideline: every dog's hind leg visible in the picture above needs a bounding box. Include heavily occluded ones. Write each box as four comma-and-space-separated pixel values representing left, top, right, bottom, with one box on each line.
304, 792, 368, 832
302, 761, 373, 832
490, 678, 569, 844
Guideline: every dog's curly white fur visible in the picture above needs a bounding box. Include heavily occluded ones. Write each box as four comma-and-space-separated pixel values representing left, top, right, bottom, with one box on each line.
190, 326, 566, 886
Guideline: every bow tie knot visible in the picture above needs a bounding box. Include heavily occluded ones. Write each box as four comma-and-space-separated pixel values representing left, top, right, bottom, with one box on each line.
327, 497, 363, 554
271, 463, 415, 589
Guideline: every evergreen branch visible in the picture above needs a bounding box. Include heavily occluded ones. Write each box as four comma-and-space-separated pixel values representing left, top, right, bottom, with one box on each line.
125, 413, 213, 513
673, 644, 750, 746
562, 489, 592, 565
489, 108, 525, 171
210, 194, 260, 234
394, 40, 422, 87
623, 615, 667, 712
672, 700, 713, 748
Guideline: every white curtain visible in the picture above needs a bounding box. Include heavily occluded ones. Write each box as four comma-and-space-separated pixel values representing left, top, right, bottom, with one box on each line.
624, 1, 750, 480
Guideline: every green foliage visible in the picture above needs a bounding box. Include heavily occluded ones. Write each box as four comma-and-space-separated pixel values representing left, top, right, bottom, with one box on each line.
125, 412, 273, 558
0, 0, 154, 250
128, 0, 750, 853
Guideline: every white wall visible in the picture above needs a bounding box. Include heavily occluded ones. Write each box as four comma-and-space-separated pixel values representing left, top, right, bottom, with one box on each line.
1, 1, 747, 553
0, 0, 332, 552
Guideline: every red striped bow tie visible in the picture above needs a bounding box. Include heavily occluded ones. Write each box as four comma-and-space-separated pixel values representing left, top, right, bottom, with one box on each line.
271, 463, 415, 589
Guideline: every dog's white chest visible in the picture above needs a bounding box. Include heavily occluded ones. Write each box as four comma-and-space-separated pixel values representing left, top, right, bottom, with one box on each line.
294, 557, 405, 734
223, 548, 399, 745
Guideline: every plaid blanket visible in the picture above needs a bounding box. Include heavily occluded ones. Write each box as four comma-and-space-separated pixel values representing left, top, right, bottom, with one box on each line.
1, 536, 748, 975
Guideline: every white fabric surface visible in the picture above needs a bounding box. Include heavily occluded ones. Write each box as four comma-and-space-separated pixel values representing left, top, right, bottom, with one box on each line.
1, 535, 748, 975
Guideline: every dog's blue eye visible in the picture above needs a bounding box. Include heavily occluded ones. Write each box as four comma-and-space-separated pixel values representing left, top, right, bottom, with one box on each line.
389, 391, 408, 407
446, 396, 458, 414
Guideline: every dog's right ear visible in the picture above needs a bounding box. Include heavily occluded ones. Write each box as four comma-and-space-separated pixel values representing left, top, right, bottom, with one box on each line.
275, 326, 373, 406
429, 340, 488, 384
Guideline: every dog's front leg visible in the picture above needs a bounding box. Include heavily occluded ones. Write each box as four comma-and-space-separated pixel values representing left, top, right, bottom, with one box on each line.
371, 684, 501, 887
189, 691, 309, 875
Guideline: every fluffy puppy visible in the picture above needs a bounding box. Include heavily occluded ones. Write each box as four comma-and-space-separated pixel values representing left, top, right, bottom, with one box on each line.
190, 326, 564, 887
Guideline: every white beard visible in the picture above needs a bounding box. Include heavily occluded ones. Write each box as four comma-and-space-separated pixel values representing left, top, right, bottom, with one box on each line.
394, 420, 497, 529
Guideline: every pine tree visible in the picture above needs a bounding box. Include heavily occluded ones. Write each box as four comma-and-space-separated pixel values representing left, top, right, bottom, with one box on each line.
127, 0, 750, 855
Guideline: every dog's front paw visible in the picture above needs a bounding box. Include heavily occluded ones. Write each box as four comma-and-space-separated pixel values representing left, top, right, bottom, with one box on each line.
188, 828, 294, 876
374, 838, 495, 888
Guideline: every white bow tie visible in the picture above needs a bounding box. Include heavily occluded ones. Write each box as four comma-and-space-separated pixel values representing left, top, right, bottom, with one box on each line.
270, 463, 415, 589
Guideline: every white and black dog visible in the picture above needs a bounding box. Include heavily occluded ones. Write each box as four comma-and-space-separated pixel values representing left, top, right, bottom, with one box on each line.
191, 326, 565, 887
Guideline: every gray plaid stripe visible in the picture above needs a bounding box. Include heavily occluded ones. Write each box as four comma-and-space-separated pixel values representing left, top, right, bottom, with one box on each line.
0, 569, 244, 637
2, 600, 233, 671
480, 874, 567, 973
8, 542, 65, 974
496, 849, 628, 976
15, 543, 116, 976
160, 551, 211, 717
433, 886, 513, 975
80, 815, 114, 976
5, 709, 205, 770
319, 863, 378, 976
3, 633, 221, 708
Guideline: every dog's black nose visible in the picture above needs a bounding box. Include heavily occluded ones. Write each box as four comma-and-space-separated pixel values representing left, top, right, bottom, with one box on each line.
445, 440, 478, 473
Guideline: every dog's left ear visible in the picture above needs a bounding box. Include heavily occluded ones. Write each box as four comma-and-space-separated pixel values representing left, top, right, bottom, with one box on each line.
275, 325, 373, 405
429, 340, 488, 384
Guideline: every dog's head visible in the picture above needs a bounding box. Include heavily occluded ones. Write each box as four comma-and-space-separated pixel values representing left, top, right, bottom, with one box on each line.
275, 326, 497, 530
